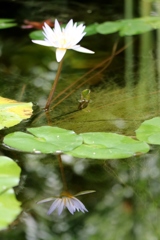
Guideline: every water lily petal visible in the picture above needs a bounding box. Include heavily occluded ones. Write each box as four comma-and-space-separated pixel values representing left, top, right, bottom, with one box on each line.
43, 23, 55, 41
74, 190, 96, 197
71, 45, 95, 54
56, 48, 67, 62
32, 19, 94, 62
37, 197, 55, 204
54, 19, 62, 34
72, 197, 88, 212
32, 40, 52, 47
47, 199, 61, 215
65, 19, 73, 32
57, 199, 65, 215
65, 198, 75, 214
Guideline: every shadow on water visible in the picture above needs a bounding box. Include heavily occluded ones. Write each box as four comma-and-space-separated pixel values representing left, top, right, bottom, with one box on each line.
1, 0, 160, 239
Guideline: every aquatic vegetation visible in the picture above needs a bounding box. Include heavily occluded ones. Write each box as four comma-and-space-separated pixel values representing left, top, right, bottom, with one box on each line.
136, 117, 160, 144
30, 17, 160, 40
0, 96, 33, 130
3, 126, 150, 159
0, 156, 21, 230
0, 19, 17, 29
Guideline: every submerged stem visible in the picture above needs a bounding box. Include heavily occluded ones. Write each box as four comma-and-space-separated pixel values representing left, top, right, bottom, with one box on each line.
45, 59, 63, 111
58, 154, 68, 191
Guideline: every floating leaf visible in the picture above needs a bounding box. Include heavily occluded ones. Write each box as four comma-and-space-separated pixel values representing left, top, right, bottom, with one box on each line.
85, 23, 99, 36
3, 126, 83, 154
97, 21, 122, 35
119, 19, 152, 36
96, 17, 160, 36
0, 96, 33, 130
0, 156, 21, 230
0, 156, 21, 192
29, 30, 43, 40
136, 117, 160, 144
0, 19, 17, 29
67, 132, 149, 159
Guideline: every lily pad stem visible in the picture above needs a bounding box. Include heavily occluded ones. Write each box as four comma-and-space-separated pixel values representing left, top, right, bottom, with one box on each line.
45, 59, 63, 111
58, 154, 68, 191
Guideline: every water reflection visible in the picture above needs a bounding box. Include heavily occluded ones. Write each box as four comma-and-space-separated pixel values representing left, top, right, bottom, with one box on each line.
1, 0, 160, 239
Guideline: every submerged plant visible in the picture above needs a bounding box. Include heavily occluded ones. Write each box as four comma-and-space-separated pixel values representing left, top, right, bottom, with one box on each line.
37, 190, 95, 215
32, 19, 94, 110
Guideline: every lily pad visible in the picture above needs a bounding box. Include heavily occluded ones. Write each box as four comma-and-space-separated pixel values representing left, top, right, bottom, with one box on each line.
85, 23, 99, 36
136, 117, 160, 144
0, 156, 21, 192
0, 156, 21, 230
67, 132, 149, 159
0, 19, 17, 29
97, 21, 122, 35
3, 126, 83, 154
96, 17, 160, 37
0, 189, 21, 230
119, 19, 152, 36
29, 30, 43, 40
0, 96, 33, 130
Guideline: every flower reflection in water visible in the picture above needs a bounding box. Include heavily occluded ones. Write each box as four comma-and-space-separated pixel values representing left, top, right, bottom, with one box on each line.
37, 190, 95, 215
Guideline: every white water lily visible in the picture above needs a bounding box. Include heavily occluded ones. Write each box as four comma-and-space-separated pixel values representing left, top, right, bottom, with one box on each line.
32, 19, 94, 62
37, 190, 95, 215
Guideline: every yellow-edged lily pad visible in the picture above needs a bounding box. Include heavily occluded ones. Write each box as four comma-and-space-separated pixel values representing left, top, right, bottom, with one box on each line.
0, 96, 33, 130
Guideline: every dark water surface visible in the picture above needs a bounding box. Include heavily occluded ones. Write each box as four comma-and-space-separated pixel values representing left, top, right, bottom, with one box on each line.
1, 0, 160, 239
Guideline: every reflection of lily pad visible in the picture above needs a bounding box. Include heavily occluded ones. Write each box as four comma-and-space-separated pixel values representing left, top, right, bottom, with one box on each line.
67, 132, 150, 159
3, 126, 83, 153
0, 96, 33, 130
0, 156, 21, 230
136, 117, 160, 144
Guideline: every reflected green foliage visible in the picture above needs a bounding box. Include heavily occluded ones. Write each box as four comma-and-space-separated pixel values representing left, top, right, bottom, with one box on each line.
136, 117, 160, 144
0, 156, 21, 230
3, 127, 149, 159
3, 126, 83, 153
0, 97, 33, 130
0, 19, 17, 29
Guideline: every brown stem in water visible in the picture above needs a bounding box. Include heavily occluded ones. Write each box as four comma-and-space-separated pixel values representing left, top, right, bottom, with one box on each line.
58, 154, 68, 191
45, 59, 63, 111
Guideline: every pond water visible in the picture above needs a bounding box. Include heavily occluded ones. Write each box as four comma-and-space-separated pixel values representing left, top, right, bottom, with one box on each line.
1, 0, 160, 239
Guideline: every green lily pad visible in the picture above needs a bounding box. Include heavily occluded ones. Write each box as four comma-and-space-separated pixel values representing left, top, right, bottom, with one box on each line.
0, 156, 21, 192
29, 30, 43, 40
0, 96, 33, 130
0, 19, 17, 29
0, 156, 21, 230
67, 132, 149, 159
97, 21, 122, 35
96, 17, 160, 37
85, 23, 99, 36
3, 126, 83, 154
0, 189, 21, 230
136, 117, 160, 144
119, 19, 152, 36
